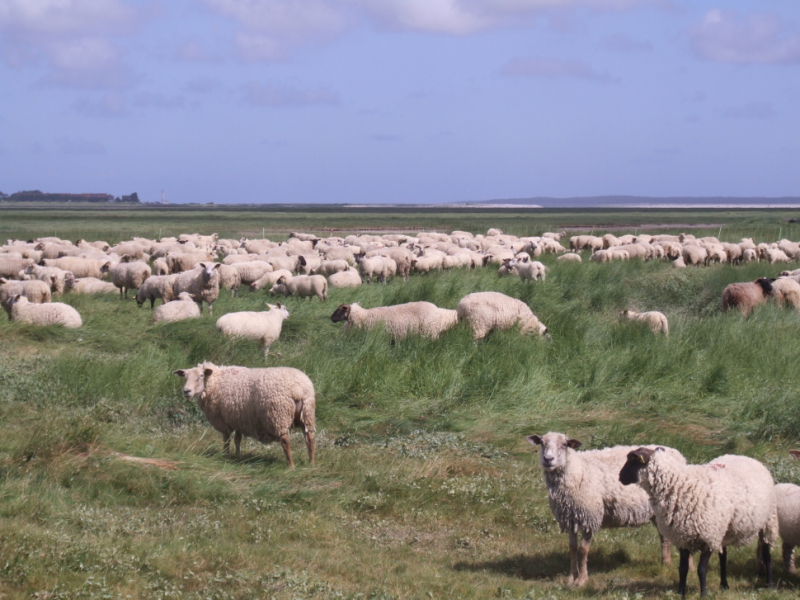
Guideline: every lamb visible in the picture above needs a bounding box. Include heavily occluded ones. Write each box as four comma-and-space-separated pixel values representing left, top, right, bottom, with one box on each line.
0, 278, 51, 306
620, 447, 778, 597
135, 274, 178, 308
721, 278, 773, 316
250, 269, 293, 292
328, 268, 362, 288
173, 262, 221, 314
457, 291, 548, 340
65, 275, 117, 295
777, 451, 800, 574
216, 302, 290, 357
526, 432, 679, 587
270, 275, 327, 301
620, 309, 669, 335
173, 362, 315, 467
153, 292, 201, 323
3, 294, 82, 328
109, 256, 151, 299
330, 301, 458, 341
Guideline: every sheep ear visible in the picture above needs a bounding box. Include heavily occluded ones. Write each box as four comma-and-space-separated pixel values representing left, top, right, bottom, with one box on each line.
566, 439, 582, 449
214, 263, 221, 269
526, 435, 542, 446
276, 302, 282, 308
789, 450, 800, 460
204, 368, 214, 377
173, 370, 186, 377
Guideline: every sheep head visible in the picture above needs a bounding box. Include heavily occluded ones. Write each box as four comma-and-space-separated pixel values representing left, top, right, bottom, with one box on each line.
173, 363, 216, 399
619, 447, 664, 486
330, 304, 351, 323
526, 432, 581, 473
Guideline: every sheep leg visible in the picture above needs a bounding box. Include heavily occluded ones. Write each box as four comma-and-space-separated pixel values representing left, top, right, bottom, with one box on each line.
280, 434, 294, 468
304, 430, 315, 466
222, 431, 232, 455
678, 548, 691, 597
697, 548, 711, 597
783, 542, 795, 575
760, 532, 773, 587
150, 298, 155, 309
234, 431, 242, 457
567, 530, 579, 585
719, 547, 728, 590
658, 531, 672, 566
574, 531, 592, 587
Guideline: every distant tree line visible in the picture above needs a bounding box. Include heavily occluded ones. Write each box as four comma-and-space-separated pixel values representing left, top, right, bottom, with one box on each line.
0, 190, 140, 203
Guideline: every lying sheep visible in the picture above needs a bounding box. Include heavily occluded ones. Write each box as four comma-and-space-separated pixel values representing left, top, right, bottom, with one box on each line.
216, 302, 290, 358
65, 276, 117, 295
42, 257, 111, 279
270, 275, 327, 301
331, 301, 458, 341
153, 292, 201, 323
721, 278, 773, 317
620, 448, 778, 597
527, 433, 679, 587
557, 253, 582, 263
0, 278, 51, 306
249, 269, 293, 292
173, 262, 221, 314
620, 310, 669, 335
3, 294, 82, 328
110, 256, 151, 299
457, 291, 548, 340
173, 362, 316, 467
313, 259, 349, 277
135, 274, 179, 308
328, 268, 362, 288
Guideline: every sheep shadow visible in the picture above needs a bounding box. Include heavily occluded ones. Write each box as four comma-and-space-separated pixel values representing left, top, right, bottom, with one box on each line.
453, 548, 633, 582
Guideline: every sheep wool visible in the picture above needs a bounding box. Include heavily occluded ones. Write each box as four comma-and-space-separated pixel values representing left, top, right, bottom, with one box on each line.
216, 302, 290, 357
621, 310, 669, 335
331, 301, 457, 341
153, 292, 201, 323
457, 291, 548, 340
0, 278, 51, 305
4, 295, 81, 328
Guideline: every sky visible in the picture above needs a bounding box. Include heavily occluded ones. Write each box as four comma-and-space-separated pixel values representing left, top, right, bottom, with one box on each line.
0, 0, 799, 204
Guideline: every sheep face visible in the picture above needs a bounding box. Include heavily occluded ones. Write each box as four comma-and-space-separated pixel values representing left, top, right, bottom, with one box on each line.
755, 277, 774, 294
267, 302, 289, 319
199, 262, 221, 282
173, 364, 214, 399
526, 432, 582, 473
330, 304, 351, 323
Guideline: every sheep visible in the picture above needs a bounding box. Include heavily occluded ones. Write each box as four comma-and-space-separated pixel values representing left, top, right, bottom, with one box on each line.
250, 269, 293, 292
331, 301, 458, 341
557, 253, 582, 263
765, 248, 792, 264
320, 246, 356, 265
777, 451, 800, 574
173, 262, 221, 314
173, 362, 315, 467
152, 292, 201, 323
23, 264, 68, 295
620, 310, 669, 335
771, 277, 800, 310
166, 252, 215, 273
135, 274, 178, 308
152, 257, 170, 275
231, 260, 274, 286
412, 255, 442, 274
296, 254, 322, 275
65, 276, 117, 295
721, 278, 773, 317
620, 448, 778, 597
42, 257, 111, 280
216, 302, 290, 357
328, 268, 362, 288
217, 263, 241, 297
270, 275, 327, 302
358, 255, 396, 283
683, 245, 708, 266
742, 248, 759, 263
366, 247, 414, 280
526, 432, 680, 587
109, 257, 151, 299
0, 278, 51, 306
312, 259, 349, 277
457, 292, 548, 340
3, 294, 82, 328
265, 255, 300, 273
509, 259, 547, 282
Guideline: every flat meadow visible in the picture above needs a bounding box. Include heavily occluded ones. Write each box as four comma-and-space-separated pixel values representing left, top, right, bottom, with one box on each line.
2, 205, 800, 599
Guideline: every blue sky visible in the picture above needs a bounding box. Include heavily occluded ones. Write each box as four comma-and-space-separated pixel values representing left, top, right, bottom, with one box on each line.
1, 0, 798, 204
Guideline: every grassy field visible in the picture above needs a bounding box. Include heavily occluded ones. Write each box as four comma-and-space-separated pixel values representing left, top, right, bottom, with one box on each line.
2, 207, 800, 599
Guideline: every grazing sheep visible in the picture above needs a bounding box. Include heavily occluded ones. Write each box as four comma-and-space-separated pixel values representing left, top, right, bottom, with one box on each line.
620, 310, 669, 335
366, 247, 414, 280
682, 245, 708, 266
328, 268, 362, 288
216, 302, 290, 357
620, 448, 778, 597
330, 301, 458, 341
721, 278, 773, 317
527, 433, 679, 587
320, 246, 357, 266
412, 255, 442, 274
250, 269, 293, 292
135, 274, 178, 308
265, 255, 300, 273
0, 278, 51, 306
765, 248, 792, 264
110, 257, 151, 299
457, 291, 548, 340
173, 262, 221, 314
65, 275, 117, 295
173, 362, 315, 467
557, 253, 582, 263
3, 294, 81, 328
270, 275, 327, 301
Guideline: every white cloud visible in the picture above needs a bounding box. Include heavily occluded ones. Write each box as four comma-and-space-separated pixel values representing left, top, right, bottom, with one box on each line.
690, 10, 800, 65
0, 0, 136, 36
501, 57, 618, 83
242, 83, 340, 107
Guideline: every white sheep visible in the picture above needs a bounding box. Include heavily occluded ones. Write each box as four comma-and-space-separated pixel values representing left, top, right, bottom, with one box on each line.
328, 268, 362, 288
231, 260, 274, 286
526, 432, 680, 587
0, 278, 51, 305
457, 291, 548, 340
358, 255, 396, 283
173, 362, 316, 467
509, 258, 547, 281
620, 309, 669, 335
152, 257, 170, 275
42, 257, 111, 279
23, 264, 68, 295
330, 301, 458, 341
3, 294, 82, 328
65, 276, 118, 295
249, 269, 293, 292
776, 450, 800, 574
620, 447, 778, 597
216, 302, 290, 358
216, 263, 241, 297
556, 253, 582, 263
135, 274, 178, 308
109, 257, 151, 299
153, 292, 201, 323
313, 259, 350, 277
270, 275, 327, 301
173, 262, 221, 314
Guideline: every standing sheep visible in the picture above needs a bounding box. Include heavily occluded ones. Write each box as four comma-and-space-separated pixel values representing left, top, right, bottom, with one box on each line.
173, 363, 316, 467
509, 258, 547, 282
620, 447, 778, 597
216, 302, 290, 358
457, 291, 548, 340
526, 433, 679, 587
173, 262, 221, 314
331, 302, 458, 341
3, 295, 82, 328
721, 278, 773, 317
153, 292, 201, 323
110, 256, 151, 299
620, 310, 669, 335
270, 275, 327, 302
776, 450, 800, 574
135, 274, 178, 308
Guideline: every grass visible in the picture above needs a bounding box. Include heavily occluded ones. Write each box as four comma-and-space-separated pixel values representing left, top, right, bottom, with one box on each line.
2, 208, 800, 598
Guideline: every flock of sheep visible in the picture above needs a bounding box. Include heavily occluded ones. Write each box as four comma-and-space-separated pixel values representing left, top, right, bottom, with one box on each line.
3, 226, 800, 595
